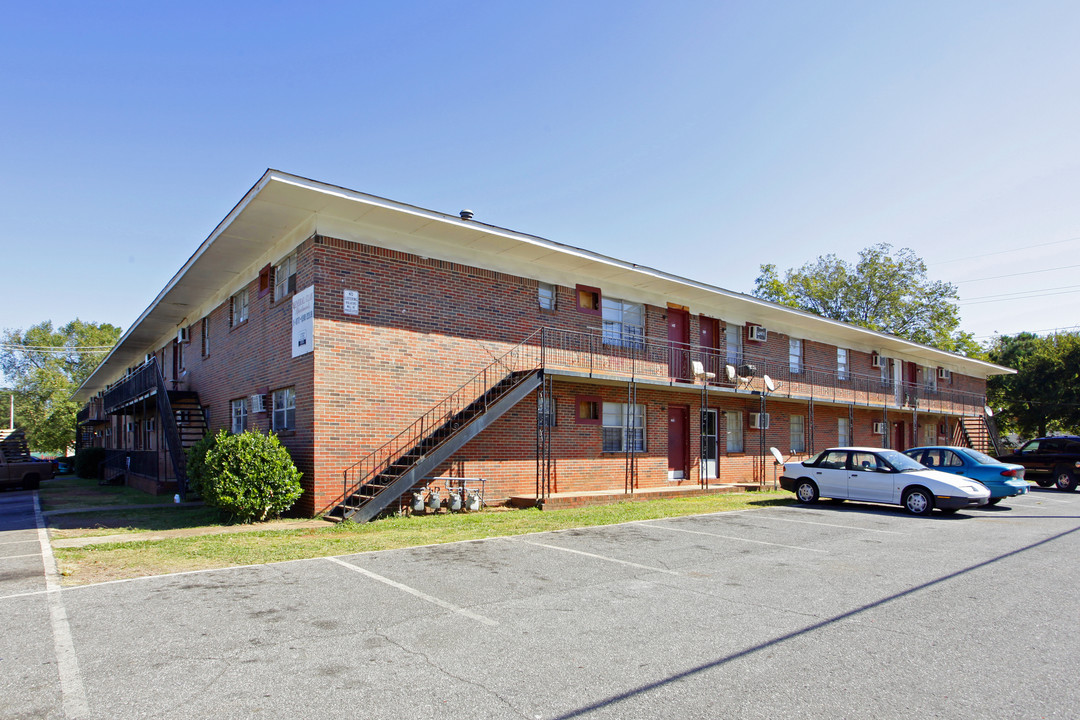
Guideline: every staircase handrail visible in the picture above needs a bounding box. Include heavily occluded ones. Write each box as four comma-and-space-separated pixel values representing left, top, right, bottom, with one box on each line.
146, 358, 190, 496
341, 328, 545, 503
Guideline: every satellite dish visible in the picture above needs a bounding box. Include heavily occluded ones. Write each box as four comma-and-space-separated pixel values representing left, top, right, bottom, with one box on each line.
769, 446, 785, 465
726, 365, 736, 382
763, 374, 776, 393
984, 405, 994, 417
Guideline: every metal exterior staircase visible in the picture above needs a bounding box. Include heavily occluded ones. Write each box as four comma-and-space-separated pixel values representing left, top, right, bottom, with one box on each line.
954, 415, 1002, 455
98, 357, 206, 497
333, 368, 543, 522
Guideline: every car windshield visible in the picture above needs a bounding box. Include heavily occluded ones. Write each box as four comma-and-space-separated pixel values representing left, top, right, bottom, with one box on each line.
878, 450, 926, 472
964, 449, 999, 464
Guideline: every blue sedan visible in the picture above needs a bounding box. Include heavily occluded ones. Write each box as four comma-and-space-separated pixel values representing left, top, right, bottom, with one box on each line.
903, 446, 1028, 506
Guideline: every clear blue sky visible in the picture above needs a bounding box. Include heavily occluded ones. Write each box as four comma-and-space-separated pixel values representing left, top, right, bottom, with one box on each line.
3, 1, 1079, 347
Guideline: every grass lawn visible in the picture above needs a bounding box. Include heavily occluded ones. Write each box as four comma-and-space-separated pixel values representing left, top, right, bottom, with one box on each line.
39, 475, 176, 511
52, 491, 793, 586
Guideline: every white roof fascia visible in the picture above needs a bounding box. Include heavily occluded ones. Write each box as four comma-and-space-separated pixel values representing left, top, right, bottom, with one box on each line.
75, 170, 1014, 401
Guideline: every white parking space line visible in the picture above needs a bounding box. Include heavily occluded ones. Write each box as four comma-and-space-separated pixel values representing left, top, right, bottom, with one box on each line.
325, 556, 498, 627
747, 513, 905, 534
516, 539, 683, 575
33, 494, 90, 719
0, 553, 41, 560
645, 523, 828, 552
1026, 495, 1073, 504
0, 539, 40, 546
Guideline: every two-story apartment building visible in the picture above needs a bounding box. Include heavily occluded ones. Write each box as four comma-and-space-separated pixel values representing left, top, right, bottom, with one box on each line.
74, 170, 1013, 519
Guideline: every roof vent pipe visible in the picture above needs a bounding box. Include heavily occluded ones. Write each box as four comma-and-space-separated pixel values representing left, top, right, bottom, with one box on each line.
459, 209, 474, 220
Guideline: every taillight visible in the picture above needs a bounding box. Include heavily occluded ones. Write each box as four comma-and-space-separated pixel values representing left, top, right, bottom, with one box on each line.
1000, 469, 1018, 477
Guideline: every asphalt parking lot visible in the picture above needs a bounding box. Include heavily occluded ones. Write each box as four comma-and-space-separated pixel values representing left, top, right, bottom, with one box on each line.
2, 487, 1079, 719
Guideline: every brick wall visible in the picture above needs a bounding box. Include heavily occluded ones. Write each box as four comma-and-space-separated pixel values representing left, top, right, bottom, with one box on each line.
111, 231, 989, 515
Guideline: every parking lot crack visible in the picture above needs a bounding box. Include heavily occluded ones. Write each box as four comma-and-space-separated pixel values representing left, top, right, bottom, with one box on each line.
374, 631, 534, 718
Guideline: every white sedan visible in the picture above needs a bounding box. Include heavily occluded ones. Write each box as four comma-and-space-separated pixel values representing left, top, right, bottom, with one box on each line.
779, 446, 990, 515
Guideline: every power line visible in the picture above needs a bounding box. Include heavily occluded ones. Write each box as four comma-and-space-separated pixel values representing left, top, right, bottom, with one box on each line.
971, 324, 1080, 340
930, 235, 1080, 266
955, 262, 1080, 284
0, 344, 113, 354
959, 283, 1080, 303
959, 289, 1080, 306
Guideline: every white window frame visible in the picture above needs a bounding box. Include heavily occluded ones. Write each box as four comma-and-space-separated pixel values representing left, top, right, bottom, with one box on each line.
790, 414, 805, 454
539, 394, 556, 427
601, 298, 644, 349
725, 324, 742, 365
231, 398, 248, 434
601, 402, 645, 452
538, 282, 556, 311
725, 411, 744, 453
272, 387, 296, 431
789, 338, 802, 374
274, 252, 297, 302
231, 287, 249, 326
837, 348, 849, 381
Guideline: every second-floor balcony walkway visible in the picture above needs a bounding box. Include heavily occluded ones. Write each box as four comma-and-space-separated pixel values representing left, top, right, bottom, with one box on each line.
533, 327, 984, 416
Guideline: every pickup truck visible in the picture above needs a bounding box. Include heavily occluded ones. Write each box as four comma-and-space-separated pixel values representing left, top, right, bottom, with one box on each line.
0, 430, 55, 490
995, 436, 1080, 492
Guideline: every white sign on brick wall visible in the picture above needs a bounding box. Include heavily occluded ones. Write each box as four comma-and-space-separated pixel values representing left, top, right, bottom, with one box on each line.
291, 285, 315, 357
343, 289, 359, 315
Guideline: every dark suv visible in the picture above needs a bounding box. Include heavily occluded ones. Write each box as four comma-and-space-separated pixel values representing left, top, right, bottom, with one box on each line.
996, 436, 1080, 491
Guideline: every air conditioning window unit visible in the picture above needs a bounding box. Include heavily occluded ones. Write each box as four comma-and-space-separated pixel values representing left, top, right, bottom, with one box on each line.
747, 325, 768, 342
177, 327, 190, 344
749, 412, 770, 430
249, 394, 267, 413
937, 367, 951, 380
871, 352, 883, 368
873, 421, 887, 435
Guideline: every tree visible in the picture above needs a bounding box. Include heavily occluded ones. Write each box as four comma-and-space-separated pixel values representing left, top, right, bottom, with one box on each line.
0, 319, 121, 453
753, 243, 978, 354
986, 332, 1080, 439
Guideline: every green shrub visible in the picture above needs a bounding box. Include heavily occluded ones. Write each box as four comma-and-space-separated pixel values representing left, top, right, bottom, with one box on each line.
74, 447, 107, 479
184, 432, 219, 498
198, 430, 303, 523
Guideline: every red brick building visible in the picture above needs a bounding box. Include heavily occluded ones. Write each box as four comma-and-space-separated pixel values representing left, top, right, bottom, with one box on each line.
74, 170, 1013, 519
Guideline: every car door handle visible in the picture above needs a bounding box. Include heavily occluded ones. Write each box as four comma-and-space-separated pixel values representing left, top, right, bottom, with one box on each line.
956, 471, 964, 475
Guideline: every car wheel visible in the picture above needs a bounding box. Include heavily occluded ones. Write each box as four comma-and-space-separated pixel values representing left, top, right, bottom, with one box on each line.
795, 480, 819, 504
1034, 478, 1056, 488
902, 487, 933, 516
1054, 466, 1077, 492
985, 497, 1003, 506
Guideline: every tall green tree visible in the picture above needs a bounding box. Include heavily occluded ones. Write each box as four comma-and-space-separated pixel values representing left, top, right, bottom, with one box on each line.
986, 331, 1080, 439
1, 319, 121, 453
753, 243, 979, 355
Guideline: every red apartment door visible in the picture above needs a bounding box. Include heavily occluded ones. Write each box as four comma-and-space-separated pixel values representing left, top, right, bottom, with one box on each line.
668, 405, 689, 480
893, 422, 906, 452
668, 308, 690, 380
699, 316, 720, 380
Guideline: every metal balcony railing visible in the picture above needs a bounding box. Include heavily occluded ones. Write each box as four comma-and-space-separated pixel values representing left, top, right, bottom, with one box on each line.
76, 397, 105, 425
536, 327, 986, 415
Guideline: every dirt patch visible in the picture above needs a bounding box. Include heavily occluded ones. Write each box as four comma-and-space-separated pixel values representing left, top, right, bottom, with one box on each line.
51, 518, 332, 548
